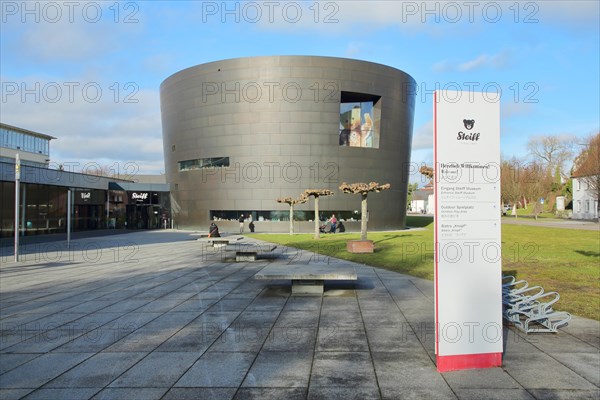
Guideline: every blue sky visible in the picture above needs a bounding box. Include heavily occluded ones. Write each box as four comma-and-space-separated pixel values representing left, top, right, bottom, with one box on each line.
1, 1, 598, 181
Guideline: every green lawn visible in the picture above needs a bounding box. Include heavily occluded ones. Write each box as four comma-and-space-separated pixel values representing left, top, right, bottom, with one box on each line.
510, 203, 557, 218
249, 216, 600, 320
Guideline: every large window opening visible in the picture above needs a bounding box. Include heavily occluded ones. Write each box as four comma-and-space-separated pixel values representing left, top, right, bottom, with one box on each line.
210, 210, 362, 222
339, 92, 382, 148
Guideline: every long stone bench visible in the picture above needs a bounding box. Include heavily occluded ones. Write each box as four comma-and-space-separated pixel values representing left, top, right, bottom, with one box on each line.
254, 263, 358, 294
224, 243, 278, 261
197, 235, 243, 247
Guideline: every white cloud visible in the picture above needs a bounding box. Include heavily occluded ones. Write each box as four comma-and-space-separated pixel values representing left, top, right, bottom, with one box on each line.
248, 1, 598, 34
458, 51, 510, 72
19, 22, 109, 63
538, 1, 600, 27
433, 50, 511, 73
432, 60, 453, 73
412, 120, 433, 150
458, 55, 490, 72
501, 102, 535, 119
251, 1, 441, 34
1, 75, 164, 173
142, 53, 177, 76
3, 3, 143, 65
345, 42, 365, 57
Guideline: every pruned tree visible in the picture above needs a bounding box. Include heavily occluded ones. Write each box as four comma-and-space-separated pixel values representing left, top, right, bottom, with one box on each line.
276, 194, 308, 235
303, 189, 335, 239
419, 165, 434, 182
572, 133, 600, 222
339, 182, 390, 241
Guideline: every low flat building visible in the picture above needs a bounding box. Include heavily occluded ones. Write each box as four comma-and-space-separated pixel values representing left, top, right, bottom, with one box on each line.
0, 124, 171, 238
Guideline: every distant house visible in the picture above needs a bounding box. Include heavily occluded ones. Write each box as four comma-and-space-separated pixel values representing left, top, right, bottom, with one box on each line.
571, 134, 599, 221
572, 176, 598, 220
410, 183, 434, 214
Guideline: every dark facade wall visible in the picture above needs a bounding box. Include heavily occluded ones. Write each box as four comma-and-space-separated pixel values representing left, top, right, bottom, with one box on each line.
160, 56, 415, 231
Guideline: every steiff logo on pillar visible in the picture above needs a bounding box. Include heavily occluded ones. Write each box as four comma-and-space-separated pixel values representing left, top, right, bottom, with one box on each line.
80, 192, 91, 201
457, 119, 480, 141
132, 192, 149, 200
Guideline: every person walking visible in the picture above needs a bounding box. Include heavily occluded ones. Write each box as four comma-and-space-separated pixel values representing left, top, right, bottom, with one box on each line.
208, 222, 220, 237
239, 214, 245, 234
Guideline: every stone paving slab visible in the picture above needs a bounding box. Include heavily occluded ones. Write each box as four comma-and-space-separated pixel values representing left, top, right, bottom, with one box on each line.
175, 351, 255, 387
0, 230, 598, 399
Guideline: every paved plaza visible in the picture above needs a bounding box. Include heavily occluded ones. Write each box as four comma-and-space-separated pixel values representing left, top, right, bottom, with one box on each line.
0, 231, 598, 400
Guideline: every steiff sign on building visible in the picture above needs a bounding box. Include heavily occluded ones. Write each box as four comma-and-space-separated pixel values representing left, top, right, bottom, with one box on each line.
433, 90, 502, 372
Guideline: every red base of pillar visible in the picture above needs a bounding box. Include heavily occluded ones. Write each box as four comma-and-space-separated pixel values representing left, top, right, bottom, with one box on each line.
436, 352, 502, 372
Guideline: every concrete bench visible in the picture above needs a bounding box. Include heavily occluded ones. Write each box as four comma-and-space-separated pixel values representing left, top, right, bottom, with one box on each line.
224, 243, 278, 261
197, 235, 243, 247
254, 263, 357, 294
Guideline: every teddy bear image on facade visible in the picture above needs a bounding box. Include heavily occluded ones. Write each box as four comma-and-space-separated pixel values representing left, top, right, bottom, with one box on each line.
361, 112, 374, 147
349, 106, 362, 147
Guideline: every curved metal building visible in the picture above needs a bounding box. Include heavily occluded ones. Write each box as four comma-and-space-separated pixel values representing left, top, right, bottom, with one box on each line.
160, 56, 416, 232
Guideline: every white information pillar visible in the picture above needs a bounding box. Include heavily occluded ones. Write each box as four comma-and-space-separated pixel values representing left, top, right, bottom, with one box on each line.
433, 90, 503, 372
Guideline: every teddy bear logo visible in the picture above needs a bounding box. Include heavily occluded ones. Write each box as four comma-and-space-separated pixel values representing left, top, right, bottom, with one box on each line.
463, 119, 475, 130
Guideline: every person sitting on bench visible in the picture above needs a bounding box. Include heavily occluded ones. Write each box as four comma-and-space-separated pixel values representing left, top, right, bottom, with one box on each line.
337, 221, 345, 233
208, 222, 221, 237
319, 221, 330, 233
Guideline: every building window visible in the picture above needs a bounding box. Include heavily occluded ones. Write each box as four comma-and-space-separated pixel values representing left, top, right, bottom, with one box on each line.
576, 179, 581, 190
0, 127, 50, 156
576, 200, 581, 213
585, 200, 590, 213
339, 92, 382, 148
171, 144, 176, 152
210, 210, 362, 222
178, 157, 230, 171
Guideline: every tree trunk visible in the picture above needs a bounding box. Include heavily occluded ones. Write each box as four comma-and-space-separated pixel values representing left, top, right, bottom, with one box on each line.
314, 196, 320, 239
361, 193, 368, 241
289, 204, 294, 235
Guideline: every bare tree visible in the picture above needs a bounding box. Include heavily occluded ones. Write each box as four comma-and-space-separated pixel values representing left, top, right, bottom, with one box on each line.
572, 133, 600, 221
83, 164, 116, 178
339, 182, 390, 241
521, 161, 552, 219
303, 189, 335, 239
500, 158, 522, 217
276, 194, 308, 235
500, 157, 552, 217
527, 135, 575, 178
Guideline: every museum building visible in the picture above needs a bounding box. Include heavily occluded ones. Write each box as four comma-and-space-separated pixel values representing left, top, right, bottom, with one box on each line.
160, 56, 416, 232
